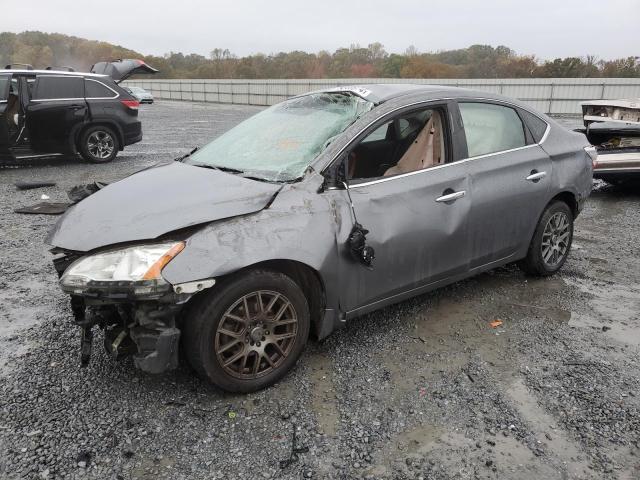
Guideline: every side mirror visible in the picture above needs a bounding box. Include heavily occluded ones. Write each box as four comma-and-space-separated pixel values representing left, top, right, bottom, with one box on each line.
320, 155, 348, 191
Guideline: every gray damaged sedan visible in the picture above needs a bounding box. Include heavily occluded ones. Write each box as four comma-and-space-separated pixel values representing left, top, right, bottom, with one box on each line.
48, 85, 594, 392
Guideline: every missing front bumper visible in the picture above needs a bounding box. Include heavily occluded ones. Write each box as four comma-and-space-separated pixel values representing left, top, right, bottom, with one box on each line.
130, 326, 181, 374
71, 298, 184, 375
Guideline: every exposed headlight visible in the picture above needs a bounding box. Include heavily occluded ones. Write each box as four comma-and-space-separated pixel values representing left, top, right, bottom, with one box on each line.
61, 242, 185, 289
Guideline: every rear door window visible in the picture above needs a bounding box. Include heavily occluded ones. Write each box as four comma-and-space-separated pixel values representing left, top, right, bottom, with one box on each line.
459, 102, 526, 157
33, 76, 84, 100
85, 79, 116, 99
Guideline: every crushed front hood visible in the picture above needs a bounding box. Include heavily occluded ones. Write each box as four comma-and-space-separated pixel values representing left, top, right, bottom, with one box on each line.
46, 162, 281, 252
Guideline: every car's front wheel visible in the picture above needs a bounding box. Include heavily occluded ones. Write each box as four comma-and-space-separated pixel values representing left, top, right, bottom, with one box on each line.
182, 270, 310, 392
518, 200, 574, 276
79, 126, 119, 163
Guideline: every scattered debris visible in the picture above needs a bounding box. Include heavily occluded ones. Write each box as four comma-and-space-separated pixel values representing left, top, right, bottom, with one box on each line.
14, 181, 56, 190
76, 450, 92, 468
67, 181, 109, 203
489, 319, 503, 328
279, 424, 309, 469
14, 202, 72, 215
40, 194, 50, 200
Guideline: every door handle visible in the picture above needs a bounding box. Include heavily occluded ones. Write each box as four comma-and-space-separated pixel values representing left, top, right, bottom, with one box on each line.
526, 171, 547, 182
436, 190, 466, 203
69, 104, 85, 110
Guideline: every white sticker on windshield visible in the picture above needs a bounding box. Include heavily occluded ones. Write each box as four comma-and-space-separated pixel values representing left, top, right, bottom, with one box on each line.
329, 86, 372, 98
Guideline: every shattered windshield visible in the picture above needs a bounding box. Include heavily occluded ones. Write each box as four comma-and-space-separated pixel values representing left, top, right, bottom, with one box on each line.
186, 92, 374, 181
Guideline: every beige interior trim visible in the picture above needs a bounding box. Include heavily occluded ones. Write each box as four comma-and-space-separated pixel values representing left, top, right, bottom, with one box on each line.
384, 111, 444, 176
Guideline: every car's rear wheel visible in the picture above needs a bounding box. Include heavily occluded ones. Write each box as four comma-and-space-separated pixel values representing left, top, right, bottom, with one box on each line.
79, 126, 119, 163
518, 200, 574, 276
182, 270, 310, 392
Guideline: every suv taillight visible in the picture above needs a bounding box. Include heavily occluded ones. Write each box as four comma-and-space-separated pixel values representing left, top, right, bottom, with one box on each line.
121, 99, 139, 110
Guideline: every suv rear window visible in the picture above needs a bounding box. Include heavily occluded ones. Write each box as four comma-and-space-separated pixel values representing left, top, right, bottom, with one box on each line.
0, 75, 9, 100
85, 79, 116, 98
33, 76, 84, 100
459, 102, 526, 157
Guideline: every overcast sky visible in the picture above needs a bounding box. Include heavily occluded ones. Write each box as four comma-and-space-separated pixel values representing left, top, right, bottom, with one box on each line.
4, 0, 639, 60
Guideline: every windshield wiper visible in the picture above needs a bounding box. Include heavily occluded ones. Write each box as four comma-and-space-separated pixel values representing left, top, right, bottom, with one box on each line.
213, 165, 245, 174
190, 162, 245, 174
175, 146, 199, 162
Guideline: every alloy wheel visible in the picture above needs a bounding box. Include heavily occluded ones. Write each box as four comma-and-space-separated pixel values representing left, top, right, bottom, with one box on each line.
87, 131, 115, 159
541, 211, 570, 267
215, 290, 298, 379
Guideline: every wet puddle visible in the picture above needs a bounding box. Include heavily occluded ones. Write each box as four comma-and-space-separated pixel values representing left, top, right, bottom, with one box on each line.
0, 282, 52, 377
565, 276, 640, 346
506, 378, 591, 477
308, 351, 339, 436
367, 425, 566, 479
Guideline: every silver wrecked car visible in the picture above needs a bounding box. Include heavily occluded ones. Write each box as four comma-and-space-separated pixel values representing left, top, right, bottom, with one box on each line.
123, 86, 154, 104
47, 85, 594, 392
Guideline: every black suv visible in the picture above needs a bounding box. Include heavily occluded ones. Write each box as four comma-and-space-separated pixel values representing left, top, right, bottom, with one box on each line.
0, 60, 156, 164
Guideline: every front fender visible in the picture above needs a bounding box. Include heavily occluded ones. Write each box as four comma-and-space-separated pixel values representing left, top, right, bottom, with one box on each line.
161, 177, 344, 312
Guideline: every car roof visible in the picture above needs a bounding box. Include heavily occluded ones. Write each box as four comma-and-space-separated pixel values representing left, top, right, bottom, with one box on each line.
0, 69, 110, 79
316, 83, 524, 106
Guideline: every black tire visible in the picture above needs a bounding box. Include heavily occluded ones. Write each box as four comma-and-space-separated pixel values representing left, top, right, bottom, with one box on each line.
182, 270, 310, 392
518, 201, 574, 276
78, 125, 119, 164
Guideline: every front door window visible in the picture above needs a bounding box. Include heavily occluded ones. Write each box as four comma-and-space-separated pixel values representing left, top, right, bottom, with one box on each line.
348, 108, 447, 181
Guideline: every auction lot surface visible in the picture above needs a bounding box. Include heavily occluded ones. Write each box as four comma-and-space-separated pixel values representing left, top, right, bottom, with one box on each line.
1, 101, 639, 480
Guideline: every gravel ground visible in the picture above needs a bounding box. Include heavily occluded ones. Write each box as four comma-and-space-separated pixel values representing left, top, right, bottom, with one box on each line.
1, 101, 639, 480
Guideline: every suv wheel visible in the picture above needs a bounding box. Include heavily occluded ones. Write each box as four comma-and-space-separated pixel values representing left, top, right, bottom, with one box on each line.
182, 270, 310, 392
79, 126, 119, 163
518, 200, 574, 276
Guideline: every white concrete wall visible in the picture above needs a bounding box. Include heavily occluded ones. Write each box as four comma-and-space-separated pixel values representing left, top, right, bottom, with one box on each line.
124, 78, 640, 116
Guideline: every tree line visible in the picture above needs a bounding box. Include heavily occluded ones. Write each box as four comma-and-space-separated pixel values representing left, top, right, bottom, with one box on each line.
2, 31, 638, 79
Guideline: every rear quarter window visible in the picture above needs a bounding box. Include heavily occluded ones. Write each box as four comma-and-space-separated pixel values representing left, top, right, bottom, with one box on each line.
85, 79, 116, 98
459, 102, 526, 157
33, 76, 84, 100
519, 109, 549, 143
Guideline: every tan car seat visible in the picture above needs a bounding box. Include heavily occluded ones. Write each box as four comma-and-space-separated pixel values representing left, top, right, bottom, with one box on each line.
384, 111, 444, 176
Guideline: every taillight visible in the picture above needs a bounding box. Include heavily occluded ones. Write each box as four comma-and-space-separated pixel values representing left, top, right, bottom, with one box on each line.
584, 145, 598, 169
121, 99, 139, 110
